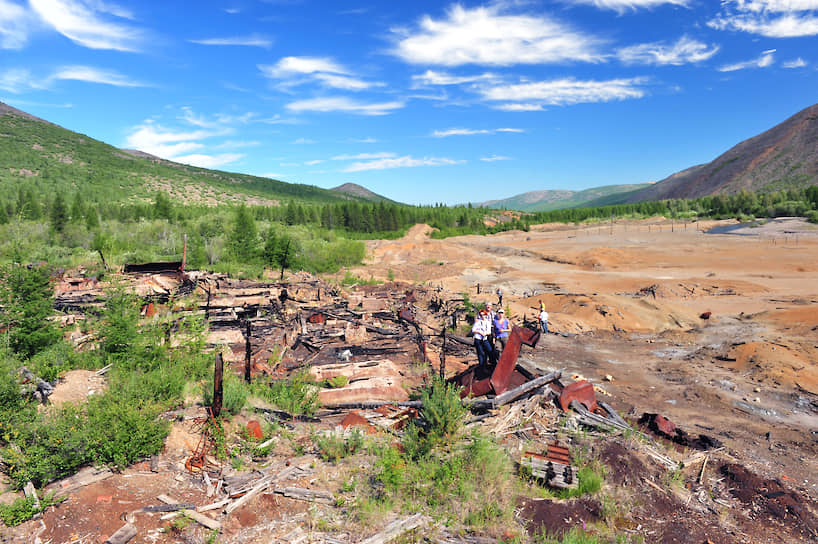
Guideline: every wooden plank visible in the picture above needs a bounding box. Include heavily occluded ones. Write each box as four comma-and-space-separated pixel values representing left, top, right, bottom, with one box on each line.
224, 474, 275, 514
521, 454, 577, 489
157, 494, 221, 531
358, 513, 427, 544
274, 486, 334, 504
104, 522, 137, 544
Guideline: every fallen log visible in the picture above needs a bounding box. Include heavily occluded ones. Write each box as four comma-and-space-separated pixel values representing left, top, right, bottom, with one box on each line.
105, 522, 137, 544
157, 494, 221, 530
468, 370, 562, 410
358, 513, 427, 544
274, 486, 334, 504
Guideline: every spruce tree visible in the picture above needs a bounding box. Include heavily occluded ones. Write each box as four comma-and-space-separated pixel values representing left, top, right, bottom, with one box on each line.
229, 204, 258, 262
50, 192, 68, 232
0, 264, 61, 359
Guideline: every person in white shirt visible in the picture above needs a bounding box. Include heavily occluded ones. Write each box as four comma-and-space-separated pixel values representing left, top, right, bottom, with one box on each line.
539, 308, 549, 334
471, 309, 495, 369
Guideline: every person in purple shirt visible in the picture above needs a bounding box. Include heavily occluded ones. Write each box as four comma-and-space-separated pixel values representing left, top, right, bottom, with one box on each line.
493, 308, 511, 354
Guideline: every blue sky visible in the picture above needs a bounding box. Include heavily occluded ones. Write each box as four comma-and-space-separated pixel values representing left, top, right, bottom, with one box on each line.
2, 0, 817, 205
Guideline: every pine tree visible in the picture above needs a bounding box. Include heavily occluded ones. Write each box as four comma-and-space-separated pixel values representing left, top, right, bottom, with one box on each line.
70, 192, 85, 222
0, 264, 62, 358
50, 192, 68, 232
229, 205, 258, 262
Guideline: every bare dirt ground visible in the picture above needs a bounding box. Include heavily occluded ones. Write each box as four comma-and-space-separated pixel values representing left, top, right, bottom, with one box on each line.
354, 217, 818, 495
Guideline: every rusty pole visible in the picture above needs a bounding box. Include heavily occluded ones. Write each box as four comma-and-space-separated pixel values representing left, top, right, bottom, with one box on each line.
213, 352, 223, 418
244, 319, 252, 383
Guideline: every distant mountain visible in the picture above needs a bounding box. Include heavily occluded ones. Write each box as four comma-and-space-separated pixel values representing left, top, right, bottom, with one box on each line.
0, 101, 367, 207
480, 184, 652, 212
625, 103, 818, 203
330, 183, 397, 203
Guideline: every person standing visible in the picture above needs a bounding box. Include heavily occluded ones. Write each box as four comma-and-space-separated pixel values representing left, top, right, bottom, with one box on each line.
496, 288, 503, 307
471, 309, 494, 369
539, 307, 549, 335
493, 308, 511, 354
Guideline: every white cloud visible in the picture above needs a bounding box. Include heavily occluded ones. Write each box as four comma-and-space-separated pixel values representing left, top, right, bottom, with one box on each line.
479, 77, 647, 107
718, 50, 775, 71
224, 7, 240, 14
292, 137, 316, 144
725, 1, 818, 12
172, 153, 244, 169
495, 103, 545, 112
29, 0, 144, 51
480, 155, 512, 162
432, 127, 524, 137
392, 4, 603, 66
190, 34, 273, 48
286, 96, 404, 115
124, 122, 214, 158
343, 155, 464, 172
709, 1, 818, 37
51, 65, 147, 86
0, 68, 45, 93
783, 57, 807, 67
0, 0, 34, 49
567, 0, 690, 12
259, 56, 379, 90
304, 159, 324, 165
411, 70, 499, 86
709, 12, 818, 36
332, 152, 396, 160
349, 137, 378, 143
617, 36, 719, 65
180, 107, 256, 128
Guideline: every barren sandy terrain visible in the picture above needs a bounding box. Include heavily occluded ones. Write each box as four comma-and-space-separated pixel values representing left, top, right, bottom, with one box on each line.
354, 217, 818, 494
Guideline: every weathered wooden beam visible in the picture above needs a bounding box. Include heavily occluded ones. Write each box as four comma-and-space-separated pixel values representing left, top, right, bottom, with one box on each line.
104, 522, 137, 544
274, 486, 334, 504
358, 513, 427, 544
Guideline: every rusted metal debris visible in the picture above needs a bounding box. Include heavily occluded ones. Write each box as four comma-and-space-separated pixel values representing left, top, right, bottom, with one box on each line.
639, 413, 723, 450
453, 325, 541, 398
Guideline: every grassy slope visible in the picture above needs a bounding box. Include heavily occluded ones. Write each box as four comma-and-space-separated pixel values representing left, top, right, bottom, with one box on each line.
483, 184, 652, 212
0, 112, 363, 206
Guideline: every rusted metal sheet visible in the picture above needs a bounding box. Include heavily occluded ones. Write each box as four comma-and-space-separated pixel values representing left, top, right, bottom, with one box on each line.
456, 325, 541, 398
558, 380, 599, 413
319, 375, 410, 406
308, 312, 325, 324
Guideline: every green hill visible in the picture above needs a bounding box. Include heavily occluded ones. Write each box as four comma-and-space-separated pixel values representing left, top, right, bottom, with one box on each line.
479, 183, 652, 212
0, 101, 368, 208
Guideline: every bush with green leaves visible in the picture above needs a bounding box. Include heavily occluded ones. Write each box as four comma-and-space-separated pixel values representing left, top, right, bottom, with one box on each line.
254, 369, 320, 418
315, 429, 364, 463
202, 371, 249, 416
417, 376, 467, 448
0, 491, 65, 527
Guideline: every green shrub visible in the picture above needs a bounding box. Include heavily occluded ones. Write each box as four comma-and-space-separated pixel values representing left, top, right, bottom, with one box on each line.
418, 376, 466, 447
202, 372, 249, 416
314, 429, 364, 462
255, 369, 320, 417
0, 491, 65, 526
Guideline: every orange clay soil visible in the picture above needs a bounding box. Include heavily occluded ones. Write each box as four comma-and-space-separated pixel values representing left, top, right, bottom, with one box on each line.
349, 217, 818, 495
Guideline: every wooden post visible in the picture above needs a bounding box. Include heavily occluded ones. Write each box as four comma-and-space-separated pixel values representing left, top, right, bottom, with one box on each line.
244, 320, 252, 383
440, 327, 446, 378
205, 287, 211, 320
213, 353, 223, 418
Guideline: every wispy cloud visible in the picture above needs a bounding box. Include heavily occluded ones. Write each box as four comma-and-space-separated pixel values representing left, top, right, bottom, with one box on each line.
567, 0, 690, 13
332, 152, 396, 160
718, 49, 775, 71
292, 137, 316, 144
709, 1, 818, 37
617, 36, 719, 65
479, 77, 647, 109
783, 57, 808, 68
172, 153, 244, 169
0, 0, 34, 49
480, 155, 512, 162
51, 65, 148, 86
286, 96, 404, 115
348, 137, 378, 143
0, 68, 46, 93
259, 56, 379, 90
190, 34, 273, 48
392, 4, 603, 66
432, 127, 524, 137
29, 0, 145, 51
411, 70, 499, 86
343, 155, 464, 172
